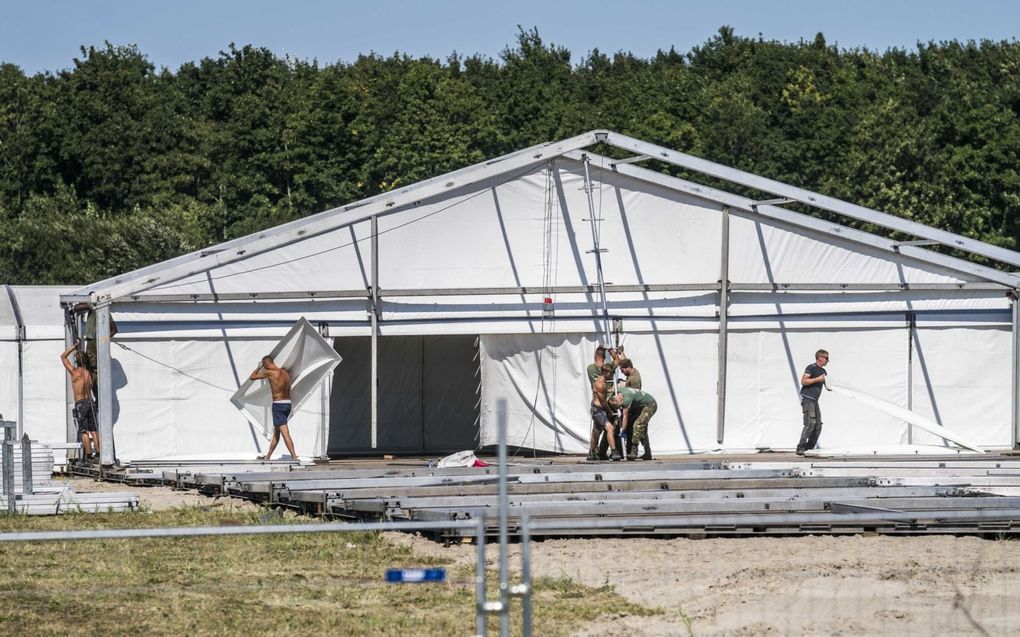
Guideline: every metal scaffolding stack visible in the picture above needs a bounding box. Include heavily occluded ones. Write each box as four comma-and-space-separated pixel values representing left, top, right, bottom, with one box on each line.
75, 454, 1020, 539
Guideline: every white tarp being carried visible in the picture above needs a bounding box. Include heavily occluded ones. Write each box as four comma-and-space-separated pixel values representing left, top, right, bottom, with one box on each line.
230, 318, 342, 441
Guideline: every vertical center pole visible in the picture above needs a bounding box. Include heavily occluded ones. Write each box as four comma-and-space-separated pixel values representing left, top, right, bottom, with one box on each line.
371, 216, 380, 451
1012, 294, 1020, 449
581, 155, 611, 344
497, 398, 510, 637
716, 206, 730, 445
97, 304, 114, 466
906, 311, 916, 444
64, 312, 76, 447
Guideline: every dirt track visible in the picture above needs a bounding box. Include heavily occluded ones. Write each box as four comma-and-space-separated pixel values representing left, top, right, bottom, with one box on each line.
61, 476, 1020, 635
390, 532, 1020, 636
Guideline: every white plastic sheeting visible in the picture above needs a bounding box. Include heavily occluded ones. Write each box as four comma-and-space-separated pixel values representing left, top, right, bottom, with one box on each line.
230, 318, 342, 441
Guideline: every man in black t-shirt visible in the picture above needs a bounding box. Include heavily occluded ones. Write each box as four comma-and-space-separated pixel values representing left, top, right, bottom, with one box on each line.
795, 349, 829, 455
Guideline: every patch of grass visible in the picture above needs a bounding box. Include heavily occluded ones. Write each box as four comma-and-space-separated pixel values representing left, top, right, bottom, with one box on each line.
0, 507, 646, 636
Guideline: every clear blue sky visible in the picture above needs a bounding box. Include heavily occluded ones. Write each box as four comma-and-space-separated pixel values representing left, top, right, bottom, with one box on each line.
2, 0, 1018, 74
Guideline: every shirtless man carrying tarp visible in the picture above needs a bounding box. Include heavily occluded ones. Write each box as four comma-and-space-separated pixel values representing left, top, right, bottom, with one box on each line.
250, 355, 298, 460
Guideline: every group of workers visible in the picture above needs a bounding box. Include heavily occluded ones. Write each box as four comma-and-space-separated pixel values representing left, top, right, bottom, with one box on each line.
584, 344, 831, 460
586, 345, 657, 461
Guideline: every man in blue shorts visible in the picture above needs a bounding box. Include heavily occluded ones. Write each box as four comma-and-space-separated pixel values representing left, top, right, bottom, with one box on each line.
250, 355, 298, 460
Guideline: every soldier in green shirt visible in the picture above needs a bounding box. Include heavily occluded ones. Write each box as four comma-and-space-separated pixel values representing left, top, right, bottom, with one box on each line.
618, 358, 641, 390
609, 386, 657, 460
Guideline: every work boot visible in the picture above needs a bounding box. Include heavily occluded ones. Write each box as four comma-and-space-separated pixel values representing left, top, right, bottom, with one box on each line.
586, 450, 598, 462
610, 449, 622, 461
626, 448, 638, 461
640, 441, 652, 461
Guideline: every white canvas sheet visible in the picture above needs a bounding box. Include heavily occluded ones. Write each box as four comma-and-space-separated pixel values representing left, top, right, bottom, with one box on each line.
230, 318, 342, 443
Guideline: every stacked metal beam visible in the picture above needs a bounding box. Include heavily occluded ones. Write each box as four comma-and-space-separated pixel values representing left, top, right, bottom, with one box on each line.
76, 455, 1020, 538
0, 441, 55, 494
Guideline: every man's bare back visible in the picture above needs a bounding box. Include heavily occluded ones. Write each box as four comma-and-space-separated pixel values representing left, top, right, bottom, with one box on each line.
250, 357, 291, 400
60, 345, 93, 401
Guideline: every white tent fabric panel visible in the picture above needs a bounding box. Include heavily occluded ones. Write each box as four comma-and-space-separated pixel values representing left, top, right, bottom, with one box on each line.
727, 213, 980, 285
110, 339, 326, 460
139, 222, 375, 296
480, 324, 1011, 455
723, 328, 908, 451
479, 331, 721, 454
907, 326, 1011, 447
21, 340, 69, 443
0, 341, 17, 423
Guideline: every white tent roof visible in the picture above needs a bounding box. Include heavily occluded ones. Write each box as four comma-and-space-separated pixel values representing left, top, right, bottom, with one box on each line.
64, 130, 1018, 315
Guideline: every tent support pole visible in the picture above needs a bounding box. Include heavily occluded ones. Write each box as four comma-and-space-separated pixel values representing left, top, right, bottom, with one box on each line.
1013, 293, 1020, 449
716, 207, 730, 444
4, 286, 25, 438
906, 312, 916, 444
64, 314, 75, 445
97, 304, 114, 466
371, 216, 380, 451
581, 155, 612, 344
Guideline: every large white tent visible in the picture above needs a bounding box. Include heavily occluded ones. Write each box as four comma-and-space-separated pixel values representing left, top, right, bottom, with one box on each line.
48, 130, 1020, 464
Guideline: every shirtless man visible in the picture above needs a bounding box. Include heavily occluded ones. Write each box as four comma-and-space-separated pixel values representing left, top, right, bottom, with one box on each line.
250, 355, 298, 460
60, 344, 99, 459
587, 363, 622, 461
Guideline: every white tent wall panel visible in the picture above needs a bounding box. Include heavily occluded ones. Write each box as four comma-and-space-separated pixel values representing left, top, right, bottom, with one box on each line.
21, 341, 69, 443
727, 213, 980, 285
724, 328, 908, 451
0, 341, 17, 424
479, 323, 1014, 455
907, 326, 1011, 447
111, 339, 326, 460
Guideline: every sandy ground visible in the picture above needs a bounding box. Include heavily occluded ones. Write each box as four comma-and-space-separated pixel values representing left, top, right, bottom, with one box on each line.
53, 476, 1020, 635
387, 532, 1020, 636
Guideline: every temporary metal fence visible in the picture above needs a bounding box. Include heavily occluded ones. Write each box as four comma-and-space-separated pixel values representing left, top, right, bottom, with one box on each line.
0, 401, 533, 637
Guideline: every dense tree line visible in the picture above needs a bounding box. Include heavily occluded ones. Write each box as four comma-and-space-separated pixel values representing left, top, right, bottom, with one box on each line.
1, 27, 1018, 284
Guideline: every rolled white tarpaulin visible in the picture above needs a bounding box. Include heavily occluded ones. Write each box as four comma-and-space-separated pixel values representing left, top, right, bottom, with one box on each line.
230, 317, 342, 440
827, 383, 984, 453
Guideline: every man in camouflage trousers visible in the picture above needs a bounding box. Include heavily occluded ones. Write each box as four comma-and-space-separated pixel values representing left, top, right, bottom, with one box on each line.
610, 386, 657, 460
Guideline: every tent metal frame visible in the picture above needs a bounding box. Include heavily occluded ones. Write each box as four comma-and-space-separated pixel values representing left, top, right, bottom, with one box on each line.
58, 130, 1020, 461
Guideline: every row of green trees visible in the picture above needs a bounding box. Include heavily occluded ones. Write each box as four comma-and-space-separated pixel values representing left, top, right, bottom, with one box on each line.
1, 27, 1018, 284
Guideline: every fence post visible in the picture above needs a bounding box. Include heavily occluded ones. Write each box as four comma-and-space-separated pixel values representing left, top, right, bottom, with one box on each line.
1, 418, 16, 513
21, 434, 33, 496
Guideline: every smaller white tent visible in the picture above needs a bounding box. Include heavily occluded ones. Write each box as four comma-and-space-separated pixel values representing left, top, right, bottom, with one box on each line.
0, 285, 75, 443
